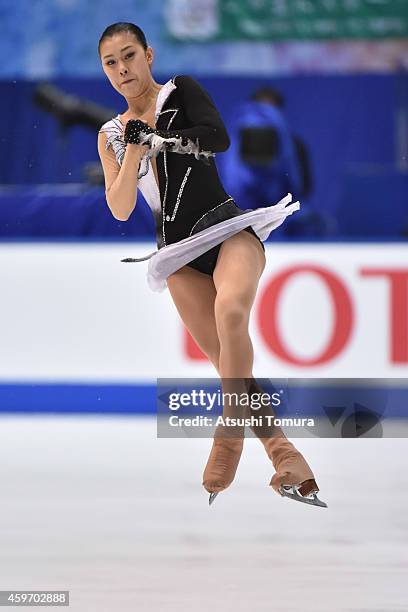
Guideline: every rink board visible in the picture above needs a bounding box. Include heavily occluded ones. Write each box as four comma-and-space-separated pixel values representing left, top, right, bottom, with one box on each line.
0, 241, 407, 412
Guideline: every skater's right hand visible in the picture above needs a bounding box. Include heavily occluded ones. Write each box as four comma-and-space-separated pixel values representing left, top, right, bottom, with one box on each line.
123, 119, 153, 148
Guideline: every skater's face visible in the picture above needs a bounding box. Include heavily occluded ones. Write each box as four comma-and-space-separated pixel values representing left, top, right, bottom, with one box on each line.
100, 32, 154, 97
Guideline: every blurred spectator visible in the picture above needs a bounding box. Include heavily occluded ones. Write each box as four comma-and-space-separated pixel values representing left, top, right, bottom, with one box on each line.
250, 86, 313, 199
220, 86, 336, 237
220, 86, 303, 209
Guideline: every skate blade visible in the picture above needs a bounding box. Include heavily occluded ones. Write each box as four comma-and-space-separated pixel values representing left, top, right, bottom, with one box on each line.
209, 492, 219, 506
279, 485, 328, 508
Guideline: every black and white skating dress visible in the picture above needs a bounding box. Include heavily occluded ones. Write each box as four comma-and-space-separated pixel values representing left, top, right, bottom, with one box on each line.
99, 75, 300, 292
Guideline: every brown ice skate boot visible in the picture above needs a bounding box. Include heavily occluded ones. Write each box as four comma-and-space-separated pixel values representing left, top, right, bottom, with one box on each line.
202, 436, 244, 505
246, 378, 328, 508
202, 377, 247, 505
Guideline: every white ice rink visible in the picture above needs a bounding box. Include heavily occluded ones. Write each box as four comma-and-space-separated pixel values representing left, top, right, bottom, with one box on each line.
0, 416, 407, 612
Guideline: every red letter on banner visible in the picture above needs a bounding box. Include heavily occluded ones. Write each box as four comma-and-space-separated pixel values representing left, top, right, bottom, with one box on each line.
257, 265, 354, 366
184, 328, 208, 360
361, 268, 408, 363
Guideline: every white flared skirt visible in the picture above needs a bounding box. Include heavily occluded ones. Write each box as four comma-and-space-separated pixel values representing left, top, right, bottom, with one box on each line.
122, 193, 300, 293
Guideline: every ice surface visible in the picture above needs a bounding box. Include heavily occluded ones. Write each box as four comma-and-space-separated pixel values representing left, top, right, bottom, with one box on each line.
0, 415, 406, 612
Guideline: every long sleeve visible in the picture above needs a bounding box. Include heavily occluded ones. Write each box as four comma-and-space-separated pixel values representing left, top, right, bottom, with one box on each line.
170, 75, 230, 153
123, 77, 231, 161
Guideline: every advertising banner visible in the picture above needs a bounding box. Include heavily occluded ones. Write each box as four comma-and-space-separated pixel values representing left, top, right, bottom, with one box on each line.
166, 0, 408, 41
1, 242, 407, 382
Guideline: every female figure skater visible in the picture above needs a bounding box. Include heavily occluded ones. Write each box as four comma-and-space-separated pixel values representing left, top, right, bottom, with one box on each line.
97, 22, 326, 509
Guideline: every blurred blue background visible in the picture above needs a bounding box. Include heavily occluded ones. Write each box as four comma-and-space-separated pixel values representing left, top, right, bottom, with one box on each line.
1, 0, 407, 240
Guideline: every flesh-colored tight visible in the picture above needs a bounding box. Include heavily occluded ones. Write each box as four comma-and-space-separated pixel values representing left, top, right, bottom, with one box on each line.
166, 230, 317, 496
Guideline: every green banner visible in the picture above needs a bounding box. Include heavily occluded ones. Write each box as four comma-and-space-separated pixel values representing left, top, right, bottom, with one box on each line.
219, 0, 408, 41
165, 0, 408, 42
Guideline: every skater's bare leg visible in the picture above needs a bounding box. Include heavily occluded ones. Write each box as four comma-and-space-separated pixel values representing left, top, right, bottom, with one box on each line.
167, 234, 321, 500
201, 231, 266, 493
166, 266, 221, 371
167, 231, 265, 495
166, 266, 240, 495
212, 231, 265, 378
